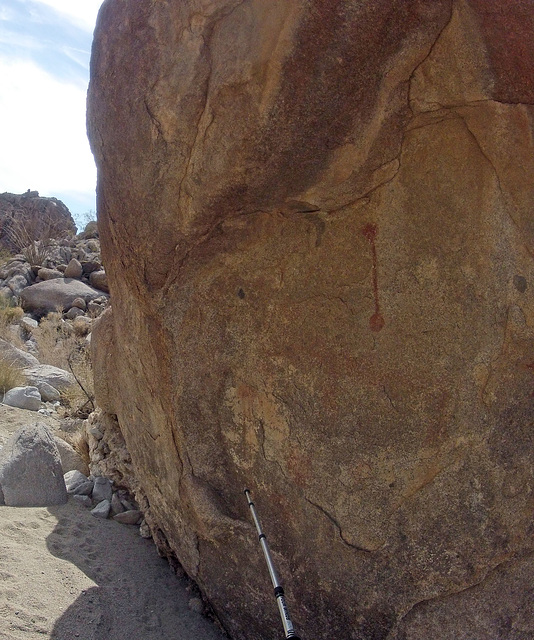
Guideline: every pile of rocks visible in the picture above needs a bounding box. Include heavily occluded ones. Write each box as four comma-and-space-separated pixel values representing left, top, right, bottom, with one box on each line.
0, 421, 148, 533
0, 337, 75, 413
0, 191, 76, 253
0, 222, 109, 320
64, 469, 149, 533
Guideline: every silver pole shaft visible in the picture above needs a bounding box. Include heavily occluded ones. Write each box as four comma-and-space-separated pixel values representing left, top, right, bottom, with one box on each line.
244, 489, 301, 640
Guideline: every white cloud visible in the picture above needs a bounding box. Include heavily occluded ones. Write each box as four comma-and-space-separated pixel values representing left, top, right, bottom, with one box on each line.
32, 0, 103, 31
0, 58, 96, 204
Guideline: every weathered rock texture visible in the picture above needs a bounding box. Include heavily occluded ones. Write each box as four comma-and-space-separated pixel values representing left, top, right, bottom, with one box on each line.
0, 423, 67, 506
88, 2, 534, 639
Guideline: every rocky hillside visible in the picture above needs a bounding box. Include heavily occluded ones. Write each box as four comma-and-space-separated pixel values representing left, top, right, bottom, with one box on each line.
87, 2, 534, 640
0, 191, 76, 253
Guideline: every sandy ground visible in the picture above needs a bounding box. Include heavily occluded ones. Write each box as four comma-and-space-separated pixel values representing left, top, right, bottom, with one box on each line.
0, 407, 228, 640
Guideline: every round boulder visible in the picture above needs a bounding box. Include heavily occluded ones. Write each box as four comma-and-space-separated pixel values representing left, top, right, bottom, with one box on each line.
71, 297, 87, 311
64, 258, 83, 279
89, 270, 109, 293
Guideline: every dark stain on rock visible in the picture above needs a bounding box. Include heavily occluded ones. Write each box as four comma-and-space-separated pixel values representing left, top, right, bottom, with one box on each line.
513, 274, 527, 293
237, 288, 245, 299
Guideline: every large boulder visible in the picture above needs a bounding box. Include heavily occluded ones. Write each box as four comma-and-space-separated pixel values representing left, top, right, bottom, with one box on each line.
0, 423, 67, 506
88, 2, 534, 639
19, 278, 103, 316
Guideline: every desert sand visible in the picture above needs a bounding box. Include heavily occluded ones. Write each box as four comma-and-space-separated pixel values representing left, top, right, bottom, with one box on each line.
0, 407, 227, 640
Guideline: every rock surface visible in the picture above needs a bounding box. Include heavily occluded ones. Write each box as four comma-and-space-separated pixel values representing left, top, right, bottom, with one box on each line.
2, 385, 41, 411
88, 2, 534, 640
0, 336, 40, 368
0, 423, 67, 506
23, 363, 76, 393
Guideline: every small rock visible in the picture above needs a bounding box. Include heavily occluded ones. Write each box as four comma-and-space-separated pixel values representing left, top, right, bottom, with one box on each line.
7, 274, 30, 297
89, 426, 103, 440
120, 498, 138, 512
89, 270, 109, 293
23, 364, 75, 393
64, 469, 89, 493
24, 338, 39, 356
65, 307, 84, 320
72, 480, 94, 496
38, 381, 61, 402
91, 499, 111, 519
21, 317, 38, 334
113, 510, 142, 525
2, 386, 41, 411
37, 268, 64, 281
71, 297, 87, 311
111, 492, 125, 515
71, 494, 92, 507
81, 260, 101, 275
139, 520, 152, 538
64, 258, 83, 279
92, 476, 112, 502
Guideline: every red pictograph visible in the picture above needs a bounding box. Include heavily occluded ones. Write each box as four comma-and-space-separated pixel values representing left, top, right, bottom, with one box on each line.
362, 223, 385, 332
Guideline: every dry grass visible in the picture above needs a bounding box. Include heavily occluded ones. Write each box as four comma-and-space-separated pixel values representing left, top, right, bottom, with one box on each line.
0, 358, 24, 395
0, 300, 24, 341
58, 429, 91, 467
32, 311, 77, 368
33, 311, 95, 418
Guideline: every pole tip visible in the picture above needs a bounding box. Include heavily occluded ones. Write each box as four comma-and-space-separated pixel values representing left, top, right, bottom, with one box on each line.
243, 488, 250, 494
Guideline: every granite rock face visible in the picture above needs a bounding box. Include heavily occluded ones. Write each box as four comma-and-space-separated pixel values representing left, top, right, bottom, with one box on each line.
88, 2, 534, 639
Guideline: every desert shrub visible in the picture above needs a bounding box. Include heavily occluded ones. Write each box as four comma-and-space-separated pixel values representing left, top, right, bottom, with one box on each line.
32, 311, 77, 368
3, 210, 72, 266
0, 358, 24, 395
64, 343, 94, 417
32, 311, 95, 417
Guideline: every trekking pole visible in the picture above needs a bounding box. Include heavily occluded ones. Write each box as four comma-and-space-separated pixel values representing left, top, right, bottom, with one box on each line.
244, 489, 301, 640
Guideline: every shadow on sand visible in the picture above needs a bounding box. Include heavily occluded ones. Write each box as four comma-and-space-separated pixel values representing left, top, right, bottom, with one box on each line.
46, 500, 227, 640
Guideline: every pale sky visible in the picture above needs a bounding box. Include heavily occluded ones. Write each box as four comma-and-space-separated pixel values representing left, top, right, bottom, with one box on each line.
0, 0, 104, 227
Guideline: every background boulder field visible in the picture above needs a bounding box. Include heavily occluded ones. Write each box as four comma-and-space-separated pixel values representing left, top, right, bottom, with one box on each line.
88, 1, 534, 639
